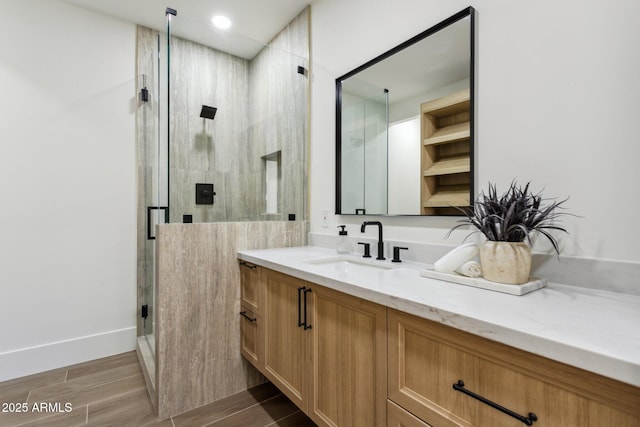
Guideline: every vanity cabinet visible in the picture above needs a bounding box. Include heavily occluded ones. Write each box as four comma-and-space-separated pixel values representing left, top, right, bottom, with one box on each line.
240, 262, 640, 427
388, 309, 640, 427
243, 267, 387, 427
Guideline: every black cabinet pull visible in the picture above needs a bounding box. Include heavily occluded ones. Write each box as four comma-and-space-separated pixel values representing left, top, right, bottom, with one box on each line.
239, 311, 257, 322
239, 261, 257, 269
297, 287, 305, 327
302, 288, 312, 330
453, 380, 537, 425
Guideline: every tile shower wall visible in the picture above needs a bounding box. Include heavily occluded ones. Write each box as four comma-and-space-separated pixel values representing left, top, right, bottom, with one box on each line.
169, 36, 250, 223
136, 8, 309, 225
248, 10, 310, 222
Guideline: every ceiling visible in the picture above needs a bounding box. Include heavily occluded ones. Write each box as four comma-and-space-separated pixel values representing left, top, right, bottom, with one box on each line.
64, 0, 311, 59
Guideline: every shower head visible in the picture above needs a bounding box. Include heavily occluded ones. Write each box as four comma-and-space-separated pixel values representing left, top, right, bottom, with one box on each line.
200, 105, 217, 120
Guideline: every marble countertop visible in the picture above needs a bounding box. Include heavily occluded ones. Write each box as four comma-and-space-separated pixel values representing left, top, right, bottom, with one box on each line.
238, 245, 640, 388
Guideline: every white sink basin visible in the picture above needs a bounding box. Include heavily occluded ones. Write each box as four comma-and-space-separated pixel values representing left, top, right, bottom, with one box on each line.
305, 256, 396, 274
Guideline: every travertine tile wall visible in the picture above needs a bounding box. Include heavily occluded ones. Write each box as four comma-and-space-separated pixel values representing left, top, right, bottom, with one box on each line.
136, 8, 309, 225
168, 36, 251, 223
154, 221, 309, 419
247, 9, 310, 222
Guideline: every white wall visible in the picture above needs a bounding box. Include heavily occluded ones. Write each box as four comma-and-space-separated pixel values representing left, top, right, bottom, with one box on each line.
0, 0, 137, 380
388, 117, 420, 215
310, 0, 640, 263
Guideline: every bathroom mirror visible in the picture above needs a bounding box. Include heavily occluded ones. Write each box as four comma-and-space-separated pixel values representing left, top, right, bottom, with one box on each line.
336, 7, 474, 216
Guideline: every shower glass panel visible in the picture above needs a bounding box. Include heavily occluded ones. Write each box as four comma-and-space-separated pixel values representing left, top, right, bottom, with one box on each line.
340, 79, 388, 214
135, 17, 172, 380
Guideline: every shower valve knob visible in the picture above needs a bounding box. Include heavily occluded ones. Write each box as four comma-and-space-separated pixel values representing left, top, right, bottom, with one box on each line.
196, 183, 215, 205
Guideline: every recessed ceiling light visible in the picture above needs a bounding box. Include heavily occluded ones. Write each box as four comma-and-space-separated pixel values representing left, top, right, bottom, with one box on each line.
211, 15, 232, 30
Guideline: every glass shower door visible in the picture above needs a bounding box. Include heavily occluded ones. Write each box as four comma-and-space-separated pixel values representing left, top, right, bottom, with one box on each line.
137, 29, 169, 371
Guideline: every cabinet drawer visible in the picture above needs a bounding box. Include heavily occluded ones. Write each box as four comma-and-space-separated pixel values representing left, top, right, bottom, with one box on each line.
240, 261, 261, 315
388, 309, 640, 427
388, 400, 431, 427
239, 306, 262, 369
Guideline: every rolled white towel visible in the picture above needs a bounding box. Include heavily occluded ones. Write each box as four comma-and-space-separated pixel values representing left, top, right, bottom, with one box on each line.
455, 260, 482, 278
433, 243, 479, 274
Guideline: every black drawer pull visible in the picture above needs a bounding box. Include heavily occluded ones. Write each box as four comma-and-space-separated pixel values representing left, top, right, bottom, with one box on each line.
297, 287, 305, 327
239, 311, 257, 322
453, 380, 537, 425
239, 261, 257, 269
302, 288, 312, 330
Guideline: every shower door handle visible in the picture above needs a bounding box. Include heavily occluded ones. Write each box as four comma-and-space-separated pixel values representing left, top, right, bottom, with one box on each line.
147, 206, 169, 240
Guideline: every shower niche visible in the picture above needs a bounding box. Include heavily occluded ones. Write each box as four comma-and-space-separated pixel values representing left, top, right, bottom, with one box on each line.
262, 151, 281, 219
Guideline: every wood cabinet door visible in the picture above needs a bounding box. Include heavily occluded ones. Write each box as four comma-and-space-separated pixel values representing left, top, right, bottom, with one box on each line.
240, 262, 261, 315
239, 306, 262, 370
309, 285, 387, 427
262, 269, 309, 411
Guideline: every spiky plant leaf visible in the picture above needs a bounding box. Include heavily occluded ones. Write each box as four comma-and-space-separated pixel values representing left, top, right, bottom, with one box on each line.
447, 181, 571, 255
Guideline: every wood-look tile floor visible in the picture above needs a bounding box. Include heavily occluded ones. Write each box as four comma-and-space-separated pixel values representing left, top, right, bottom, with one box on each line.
0, 352, 316, 427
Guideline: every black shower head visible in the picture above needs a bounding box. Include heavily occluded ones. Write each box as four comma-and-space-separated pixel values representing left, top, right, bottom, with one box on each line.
200, 105, 217, 120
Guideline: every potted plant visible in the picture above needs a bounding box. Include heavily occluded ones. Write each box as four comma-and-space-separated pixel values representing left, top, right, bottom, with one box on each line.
448, 181, 570, 284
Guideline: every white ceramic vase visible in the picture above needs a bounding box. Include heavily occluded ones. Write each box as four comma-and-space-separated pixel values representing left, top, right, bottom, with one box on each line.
479, 241, 532, 285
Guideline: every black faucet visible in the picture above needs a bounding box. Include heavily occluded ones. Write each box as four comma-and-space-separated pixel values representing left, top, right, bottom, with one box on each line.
360, 221, 385, 260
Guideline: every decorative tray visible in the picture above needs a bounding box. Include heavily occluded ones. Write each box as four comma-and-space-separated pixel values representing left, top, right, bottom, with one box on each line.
419, 267, 547, 296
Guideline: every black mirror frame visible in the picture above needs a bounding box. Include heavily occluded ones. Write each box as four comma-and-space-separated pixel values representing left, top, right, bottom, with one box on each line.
335, 6, 475, 216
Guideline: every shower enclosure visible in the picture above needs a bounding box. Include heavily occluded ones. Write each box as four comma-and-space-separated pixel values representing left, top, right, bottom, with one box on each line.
135, 7, 309, 385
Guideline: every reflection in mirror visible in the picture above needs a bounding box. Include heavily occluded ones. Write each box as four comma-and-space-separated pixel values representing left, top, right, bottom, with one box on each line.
340, 81, 388, 215
336, 7, 474, 216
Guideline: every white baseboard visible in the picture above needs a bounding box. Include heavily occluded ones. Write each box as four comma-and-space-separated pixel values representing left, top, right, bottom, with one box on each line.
0, 327, 137, 382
